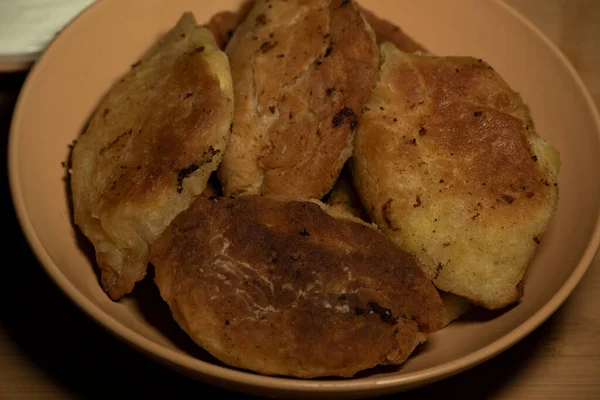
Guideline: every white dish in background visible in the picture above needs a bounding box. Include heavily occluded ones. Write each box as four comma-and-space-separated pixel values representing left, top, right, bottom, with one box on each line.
0, 0, 95, 71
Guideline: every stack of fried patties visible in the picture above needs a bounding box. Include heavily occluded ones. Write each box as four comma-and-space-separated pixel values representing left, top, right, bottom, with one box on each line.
70, 0, 560, 378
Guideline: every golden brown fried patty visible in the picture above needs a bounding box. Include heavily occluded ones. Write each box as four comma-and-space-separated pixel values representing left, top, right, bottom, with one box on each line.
352, 44, 560, 310
150, 195, 445, 378
218, 0, 378, 198
71, 13, 233, 299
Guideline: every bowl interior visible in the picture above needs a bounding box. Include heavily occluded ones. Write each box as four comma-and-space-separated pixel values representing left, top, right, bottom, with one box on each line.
9, 0, 600, 396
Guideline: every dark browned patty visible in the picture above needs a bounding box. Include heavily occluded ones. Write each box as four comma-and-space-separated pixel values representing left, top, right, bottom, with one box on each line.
150, 195, 445, 378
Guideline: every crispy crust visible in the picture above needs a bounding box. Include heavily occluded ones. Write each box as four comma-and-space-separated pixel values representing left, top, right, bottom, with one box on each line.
352, 44, 560, 309
150, 195, 445, 378
218, 0, 378, 198
71, 14, 233, 299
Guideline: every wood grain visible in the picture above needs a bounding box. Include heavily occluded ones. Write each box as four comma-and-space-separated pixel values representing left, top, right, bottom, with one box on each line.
1, 1, 599, 398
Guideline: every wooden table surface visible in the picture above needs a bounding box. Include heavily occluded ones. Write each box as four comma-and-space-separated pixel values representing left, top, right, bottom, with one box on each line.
1, 1, 599, 398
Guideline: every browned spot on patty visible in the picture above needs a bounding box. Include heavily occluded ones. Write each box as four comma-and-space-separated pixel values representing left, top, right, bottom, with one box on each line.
332, 107, 357, 128
433, 263, 443, 280
259, 40, 278, 52
502, 194, 515, 204
255, 13, 267, 26
413, 195, 422, 208
381, 198, 398, 231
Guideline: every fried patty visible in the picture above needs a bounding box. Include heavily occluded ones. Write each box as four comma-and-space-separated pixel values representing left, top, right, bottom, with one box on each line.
150, 195, 445, 378
352, 43, 560, 309
218, 0, 378, 198
71, 13, 233, 299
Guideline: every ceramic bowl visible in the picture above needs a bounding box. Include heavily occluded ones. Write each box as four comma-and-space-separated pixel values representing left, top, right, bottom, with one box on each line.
8, 0, 600, 398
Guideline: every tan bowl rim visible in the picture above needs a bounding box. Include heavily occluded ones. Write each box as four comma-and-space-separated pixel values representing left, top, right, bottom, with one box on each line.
8, 0, 600, 394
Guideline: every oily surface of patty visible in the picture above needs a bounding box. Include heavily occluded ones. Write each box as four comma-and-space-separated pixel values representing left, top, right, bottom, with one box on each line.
150, 195, 445, 378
